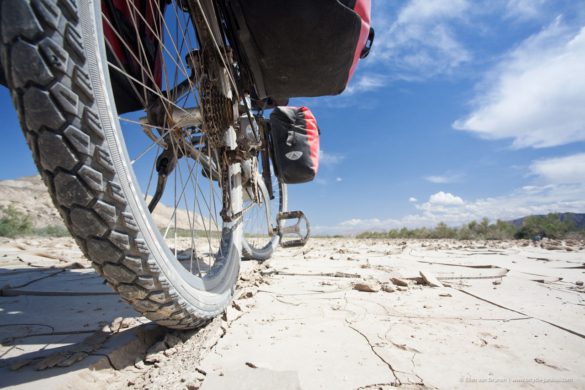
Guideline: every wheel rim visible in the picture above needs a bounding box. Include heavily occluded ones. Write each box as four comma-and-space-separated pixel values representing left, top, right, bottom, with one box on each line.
99, 1, 237, 284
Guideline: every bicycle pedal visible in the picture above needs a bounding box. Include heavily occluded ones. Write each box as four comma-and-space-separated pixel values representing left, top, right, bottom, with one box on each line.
277, 211, 310, 248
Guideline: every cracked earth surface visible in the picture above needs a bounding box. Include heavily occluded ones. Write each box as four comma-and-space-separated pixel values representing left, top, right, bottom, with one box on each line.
1, 237, 584, 389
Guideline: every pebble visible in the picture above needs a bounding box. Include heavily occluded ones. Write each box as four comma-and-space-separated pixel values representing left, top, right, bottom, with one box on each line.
381, 283, 396, 293
419, 271, 443, 288
134, 358, 146, 370
391, 277, 409, 287
353, 280, 381, 292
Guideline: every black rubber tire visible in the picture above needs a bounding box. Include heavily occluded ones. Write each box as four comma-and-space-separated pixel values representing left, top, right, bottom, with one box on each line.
0, 0, 242, 329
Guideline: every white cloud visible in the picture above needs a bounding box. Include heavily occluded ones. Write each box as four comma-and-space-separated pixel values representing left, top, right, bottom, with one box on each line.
336, 177, 343, 182
409, 197, 418, 203
424, 172, 463, 184
504, 0, 548, 20
427, 191, 464, 205
453, 21, 585, 148
372, 0, 472, 80
346, 74, 388, 95
319, 150, 345, 166
530, 153, 585, 184
397, 0, 470, 23
425, 176, 451, 184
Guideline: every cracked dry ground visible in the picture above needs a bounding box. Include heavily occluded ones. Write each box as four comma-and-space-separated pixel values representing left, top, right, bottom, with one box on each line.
1, 237, 585, 389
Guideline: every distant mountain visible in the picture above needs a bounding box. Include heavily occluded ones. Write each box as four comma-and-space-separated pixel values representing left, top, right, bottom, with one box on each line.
508, 213, 585, 230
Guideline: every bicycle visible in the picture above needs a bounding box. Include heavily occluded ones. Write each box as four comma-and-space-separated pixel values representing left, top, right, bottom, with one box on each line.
0, 0, 373, 329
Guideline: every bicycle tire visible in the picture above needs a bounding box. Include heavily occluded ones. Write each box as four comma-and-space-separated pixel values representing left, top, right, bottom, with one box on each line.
241, 172, 287, 260
0, 0, 242, 329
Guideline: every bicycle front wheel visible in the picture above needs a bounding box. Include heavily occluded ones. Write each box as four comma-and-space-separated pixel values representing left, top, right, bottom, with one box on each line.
0, 0, 242, 328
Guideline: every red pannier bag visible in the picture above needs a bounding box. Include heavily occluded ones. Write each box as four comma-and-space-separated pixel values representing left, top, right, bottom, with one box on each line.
270, 107, 320, 184
102, 0, 166, 114
226, 0, 374, 99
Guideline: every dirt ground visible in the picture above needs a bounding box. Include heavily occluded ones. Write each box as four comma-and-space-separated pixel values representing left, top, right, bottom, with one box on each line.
1, 236, 584, 389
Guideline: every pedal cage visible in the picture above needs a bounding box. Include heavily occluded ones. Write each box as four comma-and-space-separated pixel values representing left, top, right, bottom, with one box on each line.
277, 211, 310, 248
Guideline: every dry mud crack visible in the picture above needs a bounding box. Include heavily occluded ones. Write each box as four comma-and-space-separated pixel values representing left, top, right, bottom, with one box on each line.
1, 237, 585, 389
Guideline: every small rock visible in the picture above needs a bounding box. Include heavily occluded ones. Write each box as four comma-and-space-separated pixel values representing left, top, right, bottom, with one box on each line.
145, 352, 164, 364
576, 281, 584, 287
121, 317, 139, 329
439, 293, 452, 297
163, 333, 183, 348
109, 317, 124, 332
145, 340, 168, 363
353, 280, 381, 293
134, 357, 146, 369
492, 280, 502, 285
397, 286, 408, 292
419, 271, 443, 288
391, 277, 409, 287
381, 283, 396, 293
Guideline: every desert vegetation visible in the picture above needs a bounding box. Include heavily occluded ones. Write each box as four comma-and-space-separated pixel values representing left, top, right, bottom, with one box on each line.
357, 214, 584, 240
0, 205, 69, 238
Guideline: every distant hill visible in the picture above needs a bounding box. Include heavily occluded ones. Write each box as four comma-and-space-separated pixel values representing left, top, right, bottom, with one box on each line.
0, 175, 216, 231
508, 213, 585, 230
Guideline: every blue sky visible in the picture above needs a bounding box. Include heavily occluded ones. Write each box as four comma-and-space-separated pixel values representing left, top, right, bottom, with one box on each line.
1, 0, 585, 235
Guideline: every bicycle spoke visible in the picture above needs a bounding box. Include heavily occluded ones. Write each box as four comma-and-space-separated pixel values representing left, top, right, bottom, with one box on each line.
106, 1, 242, 278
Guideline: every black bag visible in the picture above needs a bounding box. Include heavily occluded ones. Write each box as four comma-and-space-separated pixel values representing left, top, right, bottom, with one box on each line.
225, 0, 373, 99
270, 107, 320, 184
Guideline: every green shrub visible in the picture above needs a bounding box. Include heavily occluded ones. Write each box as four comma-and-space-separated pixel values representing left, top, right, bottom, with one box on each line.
0, 205, 33, 237
34, 225, 70, 237
514, 213, 576, 239
357, 214, 579, 240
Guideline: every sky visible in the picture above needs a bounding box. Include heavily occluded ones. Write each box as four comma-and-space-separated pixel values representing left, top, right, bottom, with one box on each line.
1, 0, 585, 235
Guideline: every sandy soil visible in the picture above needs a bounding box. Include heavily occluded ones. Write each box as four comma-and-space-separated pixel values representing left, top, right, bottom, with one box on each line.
1, 236, 584, 389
